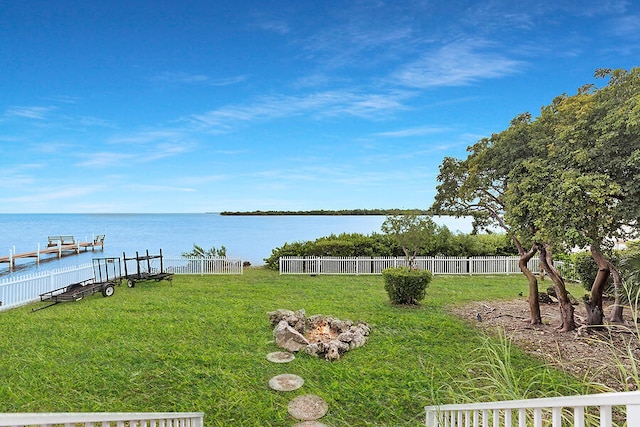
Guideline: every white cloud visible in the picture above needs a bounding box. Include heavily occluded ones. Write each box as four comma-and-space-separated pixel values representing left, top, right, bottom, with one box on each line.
126, 184, 197, 193
75, 152, 134, 168
373, 126, 448, 138
5, 106, 56, 120
152, 71, 211, 84
254, 19, 291, 35
109, 130, 186, 145
151, 72, 247, 86
186, 89, 412, 131
2, 185, 103, 203
392, 40, 524, 88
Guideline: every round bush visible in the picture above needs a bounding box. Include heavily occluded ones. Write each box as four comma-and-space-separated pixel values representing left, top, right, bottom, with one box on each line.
382, 267, 432, 305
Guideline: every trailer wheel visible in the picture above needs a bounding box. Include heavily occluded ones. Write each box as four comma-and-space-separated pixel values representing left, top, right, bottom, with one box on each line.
127, 279, 135, 288
102, 284, 115, 297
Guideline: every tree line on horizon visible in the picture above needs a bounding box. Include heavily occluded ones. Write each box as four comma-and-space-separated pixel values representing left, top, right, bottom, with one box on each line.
219, 208, 430, 216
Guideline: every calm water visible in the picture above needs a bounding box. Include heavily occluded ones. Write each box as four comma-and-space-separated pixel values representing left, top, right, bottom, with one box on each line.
0, 214, 390, 276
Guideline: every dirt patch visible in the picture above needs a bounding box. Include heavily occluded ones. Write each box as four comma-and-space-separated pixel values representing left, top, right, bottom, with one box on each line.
448, 297, 640, 391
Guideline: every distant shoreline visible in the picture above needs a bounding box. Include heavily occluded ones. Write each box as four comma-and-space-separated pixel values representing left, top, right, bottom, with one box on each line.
218, 209, 430, 216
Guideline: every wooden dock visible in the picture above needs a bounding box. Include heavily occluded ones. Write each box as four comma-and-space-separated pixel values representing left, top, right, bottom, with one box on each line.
0, 235, 105, 271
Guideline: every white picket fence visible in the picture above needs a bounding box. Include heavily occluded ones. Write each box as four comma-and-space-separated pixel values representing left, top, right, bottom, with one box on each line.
0, 263, 93, 311
425, 390, 640, 426
279, 256, 546, 275
0, 412, 203, 427
0, 257, 243, 312
164, 256, 243, 275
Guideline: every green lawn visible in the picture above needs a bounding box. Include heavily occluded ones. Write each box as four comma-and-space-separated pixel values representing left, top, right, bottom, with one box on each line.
0, 269, 585, 426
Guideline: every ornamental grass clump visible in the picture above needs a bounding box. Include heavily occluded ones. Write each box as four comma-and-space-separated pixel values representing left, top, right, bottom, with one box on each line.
382, 267, 432, 305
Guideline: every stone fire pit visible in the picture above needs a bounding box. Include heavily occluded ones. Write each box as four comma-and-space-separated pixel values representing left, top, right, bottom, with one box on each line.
268, 309, 370, 361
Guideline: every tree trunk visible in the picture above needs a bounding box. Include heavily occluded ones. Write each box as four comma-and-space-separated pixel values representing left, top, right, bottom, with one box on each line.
607, 260, 624, 323
537, 243, 575, 332
586, 245, 611, 326
514, 239, 541, 325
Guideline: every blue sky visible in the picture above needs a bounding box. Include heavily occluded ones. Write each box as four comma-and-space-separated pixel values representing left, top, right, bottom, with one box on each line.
1, 0, 638, 213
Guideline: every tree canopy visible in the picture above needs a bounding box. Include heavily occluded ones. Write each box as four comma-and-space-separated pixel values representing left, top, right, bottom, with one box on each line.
432, 67, 640, 330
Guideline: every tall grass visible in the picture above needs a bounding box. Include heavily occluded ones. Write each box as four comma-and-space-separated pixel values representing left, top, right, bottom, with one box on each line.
0, 269, 586, 426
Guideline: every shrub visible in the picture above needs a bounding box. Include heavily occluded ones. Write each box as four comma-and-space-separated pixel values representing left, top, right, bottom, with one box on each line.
263, 233, 398, 269
572, 251, 599, 291
572, 250, 625, 293
381, 267, 432, 305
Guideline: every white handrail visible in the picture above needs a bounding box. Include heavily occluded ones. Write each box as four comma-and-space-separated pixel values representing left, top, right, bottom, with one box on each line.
425, 390, 640, 427
0, 412, 204, 427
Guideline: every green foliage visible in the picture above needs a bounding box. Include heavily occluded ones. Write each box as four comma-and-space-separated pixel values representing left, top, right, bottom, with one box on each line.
263, 231, 518, 269
572, 251, 600, 291
627, 240, 640, 251
263, 233, 398, 269
381, 267, 432, 305
621, 250, 640, 302
182, 243, 227, 257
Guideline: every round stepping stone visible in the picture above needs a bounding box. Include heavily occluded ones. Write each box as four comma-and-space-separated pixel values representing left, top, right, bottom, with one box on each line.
288, 394, 328, 421
268, 374, 304, 391
294, 421, 327, 427
266, 351, 295, 363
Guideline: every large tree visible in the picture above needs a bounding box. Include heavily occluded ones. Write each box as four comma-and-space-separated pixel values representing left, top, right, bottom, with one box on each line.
433, 68, 640, 329
432, 113, 543, 325
524, 69, 640, 326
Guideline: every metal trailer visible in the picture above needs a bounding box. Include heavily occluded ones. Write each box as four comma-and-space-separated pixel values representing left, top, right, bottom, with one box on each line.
35, 257, 122, 311
122, 249, 173, 288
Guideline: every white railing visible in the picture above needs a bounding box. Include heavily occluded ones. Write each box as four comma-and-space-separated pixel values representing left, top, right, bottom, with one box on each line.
0, 256, 243, 312
279, 256, 543, 275
0, 263, 93, 311
425, 391, 640, 426
0, 412, 203, 427
164, 257, 243, 275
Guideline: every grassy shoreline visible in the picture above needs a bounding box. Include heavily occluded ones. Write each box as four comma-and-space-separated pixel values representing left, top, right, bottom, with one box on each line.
0, 269, 586, 426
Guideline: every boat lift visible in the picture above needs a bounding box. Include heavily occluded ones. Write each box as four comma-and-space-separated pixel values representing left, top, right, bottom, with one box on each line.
122, 249, 173, 287
34, 257, 122, 311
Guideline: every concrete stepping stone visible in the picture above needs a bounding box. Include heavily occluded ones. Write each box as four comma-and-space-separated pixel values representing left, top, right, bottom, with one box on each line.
293, 421, 328, 427
288, 394, 328, 421
268, 374, 304, 391
266, 351, 295, 363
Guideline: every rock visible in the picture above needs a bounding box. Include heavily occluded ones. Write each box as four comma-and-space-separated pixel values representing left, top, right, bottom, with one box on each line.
355, 322, 371, 336
305, 343, 321, 357
270, 309, 371, 360
332, 339, 349, 352
268, 308, 307, 333
349, 332, 367, 349
268, 309, 295, 326
337, 331, 355, 342
538, 292, 554, 304
274, 320, 309, 352
325, 343, 341, 361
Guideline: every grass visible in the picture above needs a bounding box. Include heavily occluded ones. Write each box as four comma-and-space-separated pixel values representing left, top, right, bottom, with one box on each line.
0, 269, 586, 426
